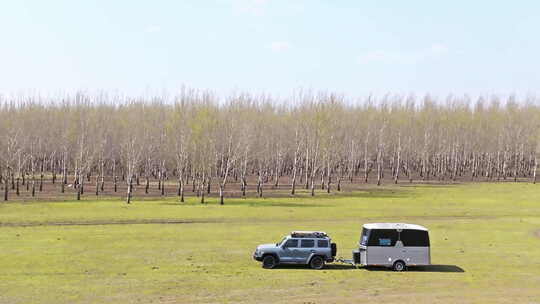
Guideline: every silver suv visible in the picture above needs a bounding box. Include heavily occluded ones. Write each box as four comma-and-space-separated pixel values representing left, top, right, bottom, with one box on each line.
253, 231, 337, 269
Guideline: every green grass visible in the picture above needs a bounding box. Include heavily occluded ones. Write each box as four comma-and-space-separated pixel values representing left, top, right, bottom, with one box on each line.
1, 183, 539, 303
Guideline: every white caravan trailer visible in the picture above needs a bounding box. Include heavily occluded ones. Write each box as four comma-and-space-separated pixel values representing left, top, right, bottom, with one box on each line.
352, 223, 430, 271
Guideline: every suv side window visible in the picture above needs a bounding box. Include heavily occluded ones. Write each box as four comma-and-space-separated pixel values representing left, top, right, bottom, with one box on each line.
300, 239, 315, 248
283, 239, 298, 248
317, 240, 329, 248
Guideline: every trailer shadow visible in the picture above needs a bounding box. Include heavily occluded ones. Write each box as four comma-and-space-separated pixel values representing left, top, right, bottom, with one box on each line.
364, 264, 465, 273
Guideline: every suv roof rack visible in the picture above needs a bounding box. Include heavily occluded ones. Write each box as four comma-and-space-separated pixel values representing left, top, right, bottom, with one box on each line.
290, 231, 328, 238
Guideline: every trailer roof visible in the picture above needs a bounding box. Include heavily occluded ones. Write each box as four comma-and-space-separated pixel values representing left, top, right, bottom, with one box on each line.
362, 223, 428, 231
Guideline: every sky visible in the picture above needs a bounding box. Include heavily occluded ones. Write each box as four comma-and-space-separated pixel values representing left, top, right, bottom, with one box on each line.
1, 0, 539, 99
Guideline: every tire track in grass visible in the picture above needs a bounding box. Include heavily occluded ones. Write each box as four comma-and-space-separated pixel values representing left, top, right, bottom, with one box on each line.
0, 215, 522, 228
0, 218, 222, 227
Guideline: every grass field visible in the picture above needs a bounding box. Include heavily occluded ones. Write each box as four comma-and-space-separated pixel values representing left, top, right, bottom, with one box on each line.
1, 183, 539, 303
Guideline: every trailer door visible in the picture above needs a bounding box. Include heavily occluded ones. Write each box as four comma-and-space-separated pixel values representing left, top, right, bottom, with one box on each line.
400, 229, 430, 265
366, 229, 399, 266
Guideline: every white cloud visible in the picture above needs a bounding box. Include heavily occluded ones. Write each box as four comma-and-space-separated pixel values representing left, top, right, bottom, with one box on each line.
356, 51, 404, 65
269, 41, 291, 53
429, 43, 449, 54
356, 44, 450, 65
234, 0, 270, 16
144, 25, 161, 34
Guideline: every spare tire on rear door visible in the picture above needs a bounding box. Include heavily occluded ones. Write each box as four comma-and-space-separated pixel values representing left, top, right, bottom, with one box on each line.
331, 243, 337, 257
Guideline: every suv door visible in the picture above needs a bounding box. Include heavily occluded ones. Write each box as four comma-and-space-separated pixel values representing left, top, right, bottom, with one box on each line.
279, 239, 299, 263
298, 239, 316, 263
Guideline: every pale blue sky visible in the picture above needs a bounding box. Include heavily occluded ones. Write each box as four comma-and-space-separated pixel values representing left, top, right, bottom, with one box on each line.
1, 0, 539, 98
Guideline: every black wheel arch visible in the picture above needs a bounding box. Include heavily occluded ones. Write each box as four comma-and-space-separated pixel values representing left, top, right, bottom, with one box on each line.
309, 255, 325, 264
262, 253, 280, 263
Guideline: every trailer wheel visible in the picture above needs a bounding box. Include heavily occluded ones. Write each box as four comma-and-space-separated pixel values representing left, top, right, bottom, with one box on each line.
393, 260, 406, 272
309, 256, 325, 270
262, 255, 277, 269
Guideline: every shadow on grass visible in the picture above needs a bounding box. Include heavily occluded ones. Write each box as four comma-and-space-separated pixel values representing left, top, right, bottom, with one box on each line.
348, 189, 411, 199
272, 264, 464, 272
364, 265, 465, 273
158, 189, 411, 208
159, 201, 325, 207
399, 183, 461, 188
273, 264, 356, 270
226, 201, 325, 207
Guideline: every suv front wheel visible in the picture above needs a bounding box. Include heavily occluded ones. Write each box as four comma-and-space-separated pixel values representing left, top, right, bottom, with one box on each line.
262, 255, 277, 269
309, 256, 325, 270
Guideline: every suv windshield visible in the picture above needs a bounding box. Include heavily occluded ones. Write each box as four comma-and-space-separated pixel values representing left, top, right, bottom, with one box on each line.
277, 237, 287, 246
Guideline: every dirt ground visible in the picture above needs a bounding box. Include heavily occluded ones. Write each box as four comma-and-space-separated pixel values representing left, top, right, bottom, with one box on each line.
1, 172, 535, 203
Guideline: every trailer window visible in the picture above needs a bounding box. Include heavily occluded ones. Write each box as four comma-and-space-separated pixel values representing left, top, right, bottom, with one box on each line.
317, 240, 329, 248
300, 240, 315, 248
367, 229, 399, 246
400, 229, 430, 247
360, 228, 370, 246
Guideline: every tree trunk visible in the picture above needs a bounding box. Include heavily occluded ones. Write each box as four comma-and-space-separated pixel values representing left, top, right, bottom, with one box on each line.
326, 161, 331, 193
95, 174, 99, 196
310, 174, 315, 196
305, 148, 310, 189
80, 175, 84, 195
274, 159, 280, 189
258, 174, 263, 198
219, 184, 224, 205
534, 156, 537, 184
161, 176, 165, 196
4, 177, 8, 201
376, 145, 383, 186
113, 160, 118, 192
394, 135, 401, 184
100, 160, 105, 192
39, 160, 44, 192
31, 172, 36, 197
180, 177, 184, 203
52, 159, 56, 184
364, 134, 370, 183
126, 177, 132, 204
200, 175, 206, 204
291, 164, 297, 196
61, 156, 66, 193
241, 177, 246, 197
76, 171, 81, 201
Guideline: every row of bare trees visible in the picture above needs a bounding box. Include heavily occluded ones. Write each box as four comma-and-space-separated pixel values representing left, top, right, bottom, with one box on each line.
0, 92, 539, 203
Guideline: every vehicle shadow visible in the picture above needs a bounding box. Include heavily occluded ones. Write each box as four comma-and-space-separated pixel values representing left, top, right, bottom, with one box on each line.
273, 264, 356, 270
364, 264, 465, 273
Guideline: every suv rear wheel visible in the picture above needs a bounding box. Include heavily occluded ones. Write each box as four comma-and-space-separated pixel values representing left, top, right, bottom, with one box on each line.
309, 256, 325, 270
262, 255, 277, 269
